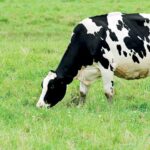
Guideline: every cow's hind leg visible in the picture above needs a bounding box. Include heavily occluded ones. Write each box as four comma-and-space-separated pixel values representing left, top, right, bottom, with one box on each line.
98, 62, 115, 103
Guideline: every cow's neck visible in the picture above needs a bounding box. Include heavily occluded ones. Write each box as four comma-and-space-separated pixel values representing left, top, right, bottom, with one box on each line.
56, 41, 93, 84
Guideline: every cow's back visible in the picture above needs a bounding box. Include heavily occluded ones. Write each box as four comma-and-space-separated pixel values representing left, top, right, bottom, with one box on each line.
80, 12, 150, 79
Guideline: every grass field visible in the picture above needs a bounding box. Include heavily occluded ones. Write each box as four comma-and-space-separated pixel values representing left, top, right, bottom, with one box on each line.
0, 0, 150, 149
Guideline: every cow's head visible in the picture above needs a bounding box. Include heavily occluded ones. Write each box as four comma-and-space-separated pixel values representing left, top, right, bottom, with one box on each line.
36, 71, 67, 108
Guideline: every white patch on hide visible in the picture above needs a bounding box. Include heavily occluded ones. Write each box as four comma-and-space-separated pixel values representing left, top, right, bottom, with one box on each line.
36, 72, 57, 108
81, 18, 102, 35
106, 12, 137, 65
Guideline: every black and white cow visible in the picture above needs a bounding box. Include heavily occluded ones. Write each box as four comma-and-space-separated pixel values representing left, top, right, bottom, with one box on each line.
37, 12, 150, 108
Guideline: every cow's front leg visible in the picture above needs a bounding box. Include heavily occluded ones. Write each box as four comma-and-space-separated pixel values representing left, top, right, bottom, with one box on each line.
71, 64, 100, 106
79, 81, 89, 105
69, 82, 90, 107
98, 62, 115, 103
70, 82, 89, 106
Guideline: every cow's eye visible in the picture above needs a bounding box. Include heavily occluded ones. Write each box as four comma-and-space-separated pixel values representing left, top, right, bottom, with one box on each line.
50, 84, 55, 89
49, 84, 55, 89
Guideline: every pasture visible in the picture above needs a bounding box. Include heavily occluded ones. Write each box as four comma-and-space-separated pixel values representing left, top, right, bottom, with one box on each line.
0, 0, 150, 149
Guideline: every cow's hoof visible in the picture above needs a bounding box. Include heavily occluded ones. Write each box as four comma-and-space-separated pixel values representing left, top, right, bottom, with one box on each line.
67, 95, 86, 107
66, 95, 79, 107
105, 93, 113, 104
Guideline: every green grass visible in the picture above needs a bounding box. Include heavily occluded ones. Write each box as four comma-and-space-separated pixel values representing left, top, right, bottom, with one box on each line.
0, 0, 150, 149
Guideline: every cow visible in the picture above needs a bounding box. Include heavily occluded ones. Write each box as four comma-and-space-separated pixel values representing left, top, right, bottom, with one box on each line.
36, 12, 150, 108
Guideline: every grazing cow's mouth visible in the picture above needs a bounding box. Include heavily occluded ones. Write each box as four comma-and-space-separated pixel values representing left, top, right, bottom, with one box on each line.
36, 100, 51, 108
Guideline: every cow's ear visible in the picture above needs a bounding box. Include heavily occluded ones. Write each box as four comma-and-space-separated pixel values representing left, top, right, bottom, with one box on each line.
48, 70, 56, 76
41, 81, 43, 88
50, 70, 55, 73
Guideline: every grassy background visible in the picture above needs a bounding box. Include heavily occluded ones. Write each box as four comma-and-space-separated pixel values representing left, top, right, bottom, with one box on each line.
0, 0, 150, 149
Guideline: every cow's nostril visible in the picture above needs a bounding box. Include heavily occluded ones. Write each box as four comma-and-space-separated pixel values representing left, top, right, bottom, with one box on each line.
36, 101, 44, 108
36, 100, 50, 108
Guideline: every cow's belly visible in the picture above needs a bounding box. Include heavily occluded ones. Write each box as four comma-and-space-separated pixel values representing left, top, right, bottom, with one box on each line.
77, 59, 150, 85
114, 65, 149, 79
114, 57, 150, 79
